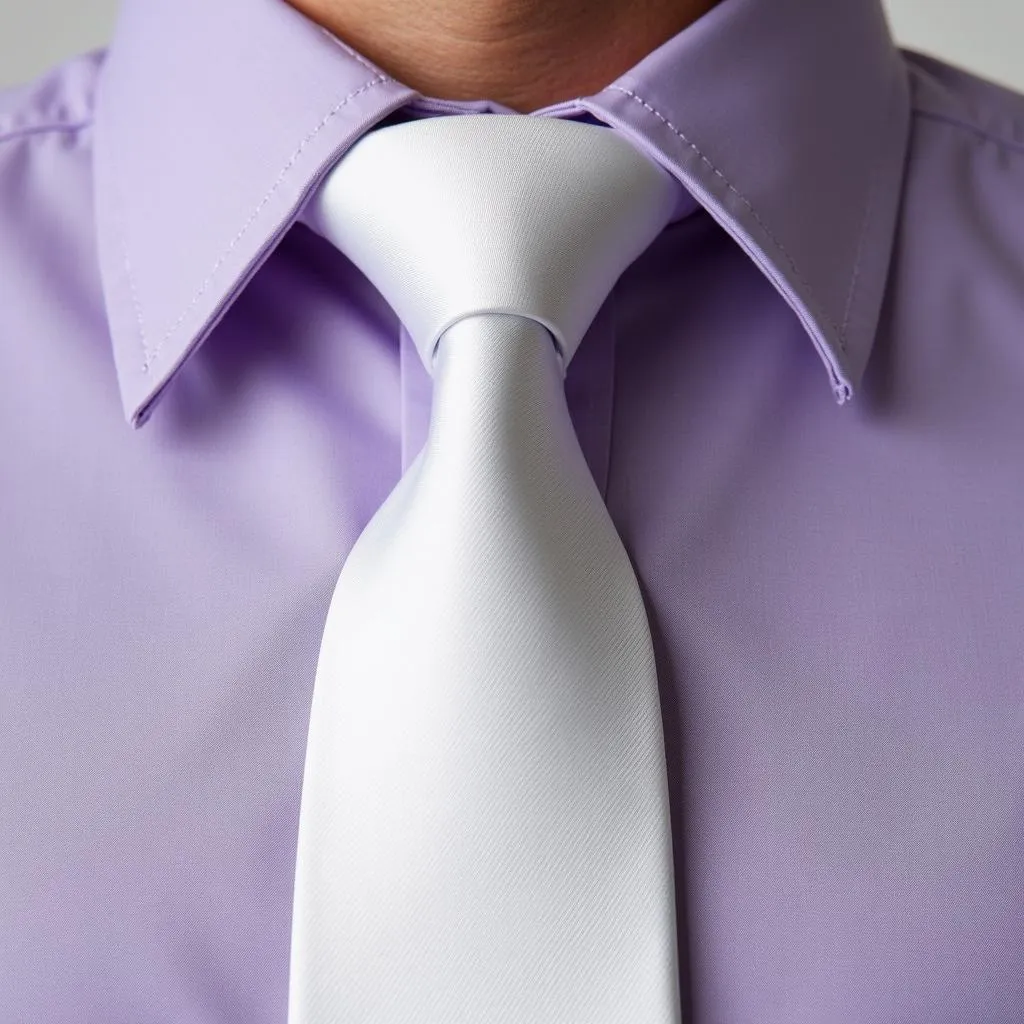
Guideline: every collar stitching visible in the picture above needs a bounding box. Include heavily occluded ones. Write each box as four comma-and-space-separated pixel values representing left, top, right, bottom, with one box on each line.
605, 83, 848, 353
139, 74, 394, 374
114, 146, 151, 370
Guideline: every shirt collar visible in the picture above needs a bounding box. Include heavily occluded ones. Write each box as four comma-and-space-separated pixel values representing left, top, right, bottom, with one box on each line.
92, 0, 911, 427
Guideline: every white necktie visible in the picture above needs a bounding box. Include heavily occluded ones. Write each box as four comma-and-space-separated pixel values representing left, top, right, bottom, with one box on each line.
289, 112, 683, 1023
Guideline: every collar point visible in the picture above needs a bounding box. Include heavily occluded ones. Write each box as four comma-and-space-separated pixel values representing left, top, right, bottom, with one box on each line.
833, 379, 854, 407
128, 404, 153, 430
116, 361, 167, 431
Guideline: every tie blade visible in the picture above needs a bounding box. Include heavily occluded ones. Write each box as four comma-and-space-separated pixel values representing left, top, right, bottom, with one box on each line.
289, 315, 680, 1022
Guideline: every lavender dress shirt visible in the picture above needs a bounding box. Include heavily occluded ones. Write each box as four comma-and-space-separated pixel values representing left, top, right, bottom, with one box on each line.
2, 0, 1022, 1019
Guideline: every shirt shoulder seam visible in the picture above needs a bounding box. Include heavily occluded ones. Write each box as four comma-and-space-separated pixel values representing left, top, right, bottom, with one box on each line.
0, 118, 93, 147
903, 50, 1024, 156
911, 105, 1024, 156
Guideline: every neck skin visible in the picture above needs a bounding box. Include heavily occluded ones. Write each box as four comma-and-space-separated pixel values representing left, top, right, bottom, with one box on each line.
284, 0, 721, 113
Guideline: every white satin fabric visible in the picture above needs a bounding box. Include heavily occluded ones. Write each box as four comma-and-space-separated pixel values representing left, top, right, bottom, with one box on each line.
290, 113, 684, 1023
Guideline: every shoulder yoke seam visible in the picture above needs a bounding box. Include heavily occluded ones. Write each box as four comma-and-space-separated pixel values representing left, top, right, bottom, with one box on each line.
912, 106, 1024, 156
0, 119, 93, 147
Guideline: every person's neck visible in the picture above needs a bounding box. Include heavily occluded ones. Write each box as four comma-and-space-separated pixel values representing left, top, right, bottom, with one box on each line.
284, 0, 720, 114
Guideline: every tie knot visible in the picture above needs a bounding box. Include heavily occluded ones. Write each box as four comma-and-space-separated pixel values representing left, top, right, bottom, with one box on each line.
305, 113, 683, 373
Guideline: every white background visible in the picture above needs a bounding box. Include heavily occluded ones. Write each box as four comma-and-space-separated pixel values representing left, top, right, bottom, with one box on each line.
0, 0, 1022, 94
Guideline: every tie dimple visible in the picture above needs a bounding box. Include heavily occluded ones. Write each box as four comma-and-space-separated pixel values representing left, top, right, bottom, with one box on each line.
290, 112, 685, 1023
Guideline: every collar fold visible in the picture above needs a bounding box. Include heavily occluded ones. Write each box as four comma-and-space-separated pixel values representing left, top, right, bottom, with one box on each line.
92, 0, 911, 426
